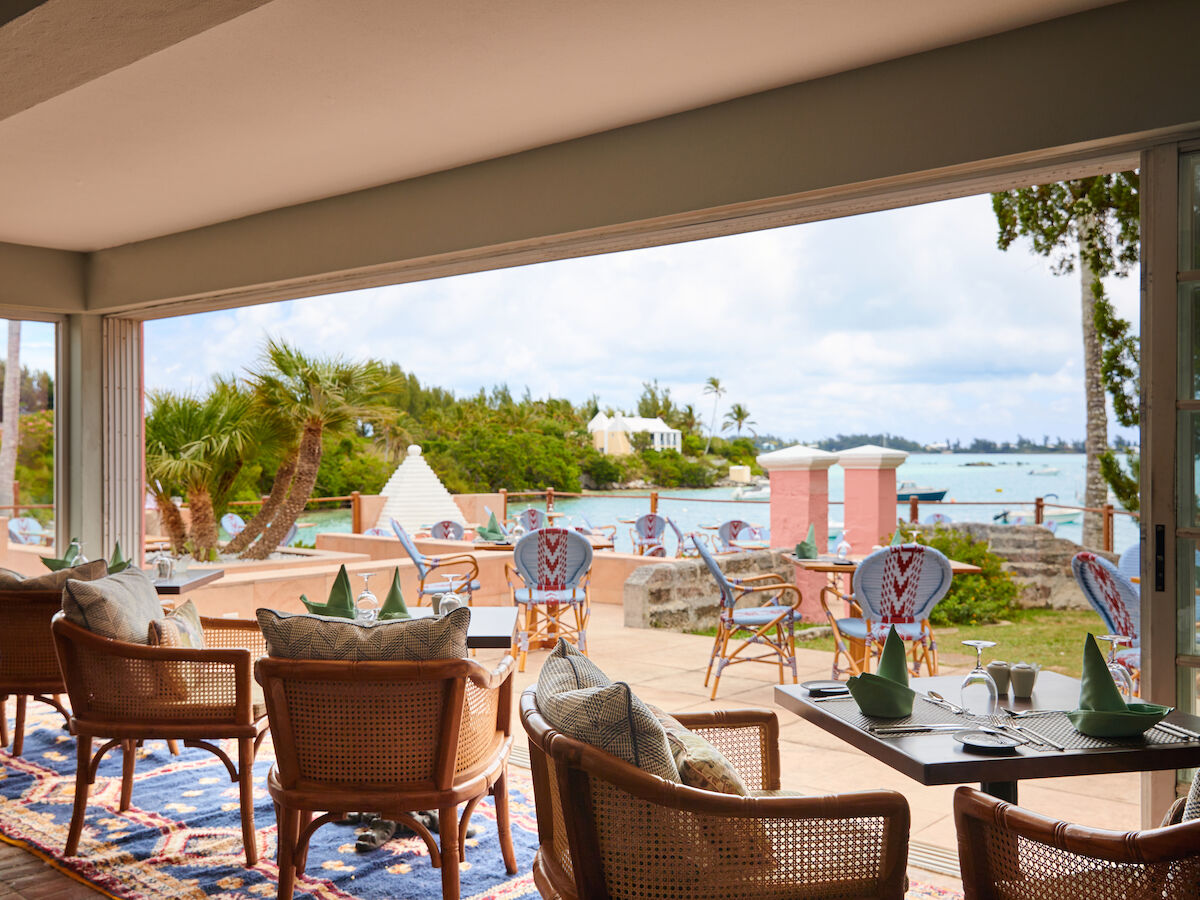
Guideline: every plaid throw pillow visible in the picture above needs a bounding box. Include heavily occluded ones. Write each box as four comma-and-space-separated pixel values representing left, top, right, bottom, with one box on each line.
650, 707, 749, 796
536, 640, 679, 782
0, 559, 107, 591
256, 607, 469, 660
62, 567, 164, 644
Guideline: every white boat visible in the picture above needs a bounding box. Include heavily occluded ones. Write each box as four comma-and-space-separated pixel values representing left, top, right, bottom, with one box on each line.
994, 507, 1080, 525
1028, 467, 1060, 476
732, 482, 770, 499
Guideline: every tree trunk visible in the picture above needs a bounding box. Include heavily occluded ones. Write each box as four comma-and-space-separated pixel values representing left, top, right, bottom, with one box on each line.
1080, 247, 1108, 548
242, 425, 322, 559
225, 449, 297, 554
0, 321, 20, 510
155, 494, 188, 554
188, 485, 219, 560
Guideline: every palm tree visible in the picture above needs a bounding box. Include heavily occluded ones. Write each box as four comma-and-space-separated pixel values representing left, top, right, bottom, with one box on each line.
0, 321, 19, 511
722, 403, 757, 437
240, 340, 399, 559
702, 377, 725, 454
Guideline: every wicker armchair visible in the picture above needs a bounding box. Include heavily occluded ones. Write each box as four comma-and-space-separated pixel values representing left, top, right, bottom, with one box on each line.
255, 653, 516, 900
954, 785, 1200, 899
51, 613, 269, 866
521, 690, 910, 899
0, 588, 71, 754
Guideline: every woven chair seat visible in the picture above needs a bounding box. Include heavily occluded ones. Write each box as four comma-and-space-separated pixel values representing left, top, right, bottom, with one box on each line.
731, 605, 796, 627
425, 578, 482, 593
835, 618, 928, 641
512, 587, 587, 604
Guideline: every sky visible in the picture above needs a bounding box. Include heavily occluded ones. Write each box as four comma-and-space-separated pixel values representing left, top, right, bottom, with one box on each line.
130, 192, 1139, 446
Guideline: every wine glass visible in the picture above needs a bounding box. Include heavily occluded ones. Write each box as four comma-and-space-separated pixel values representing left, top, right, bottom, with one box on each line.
70, 538, 88, 565
960, 640, 999, 716
1097, 634, 1135, 700
355, 572, 379, 622
436, 572, 465, 614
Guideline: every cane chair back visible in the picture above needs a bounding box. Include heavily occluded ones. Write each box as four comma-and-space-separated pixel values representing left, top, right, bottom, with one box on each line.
430, 520, 465, 540
631, 513, 668, 555
954, 786, 1200, 900
521, 690, 909, 900
516, 508, 548, 531
508, 529, 592, 672
256, 654, 516, 900
0, 589, 69, 754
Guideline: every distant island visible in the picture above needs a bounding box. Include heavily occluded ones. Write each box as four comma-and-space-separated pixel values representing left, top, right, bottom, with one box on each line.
753, 433, 1138, 455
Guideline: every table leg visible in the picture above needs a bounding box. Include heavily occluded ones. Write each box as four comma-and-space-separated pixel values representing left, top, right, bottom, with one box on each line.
980, 781, 1018, 804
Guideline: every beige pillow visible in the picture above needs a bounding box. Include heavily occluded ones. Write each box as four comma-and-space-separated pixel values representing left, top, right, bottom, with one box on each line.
256, 606, 470, 660
0, 559, 108, 591
147, 600, 206, 700
62, 567, 164, 644
650, 707, 749, 796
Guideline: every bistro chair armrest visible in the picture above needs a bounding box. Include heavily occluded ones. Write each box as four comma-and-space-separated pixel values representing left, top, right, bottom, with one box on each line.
742, 582, 801, 608
670, 708, 781, 791
428, 553, 480, 577
732, 573, 787, 585
469, 653, 516, 690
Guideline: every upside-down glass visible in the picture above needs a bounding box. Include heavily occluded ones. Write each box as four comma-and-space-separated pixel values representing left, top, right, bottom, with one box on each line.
1098, 633, 1135, 700
355, 572, 379, 622
960, 640, 999, 716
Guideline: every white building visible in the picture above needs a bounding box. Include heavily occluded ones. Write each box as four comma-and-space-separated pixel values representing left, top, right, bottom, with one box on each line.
588, 413, 682, 456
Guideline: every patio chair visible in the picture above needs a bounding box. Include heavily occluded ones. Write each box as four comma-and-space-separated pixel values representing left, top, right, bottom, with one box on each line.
429, 519, 465, 540
8, 516, 50, 545
516, 508, 551, 531
220, 512, 246, 536
256, 653, 516, 900
664, 516, 699, 557
363, 526, 388, 536
954, 785, 1200, 899
923, 512, 952, 525
521, 689, 910, 899
1117, 541, 1140, 580
630, 512, 668, 556
713, 518, 753, 552
1071, 551, 1141, 692
506, 528, 592, 672
576, 515, 616, 542
695, 537, 802, 699
390, 518, 481, 604
51, 612, 269, 866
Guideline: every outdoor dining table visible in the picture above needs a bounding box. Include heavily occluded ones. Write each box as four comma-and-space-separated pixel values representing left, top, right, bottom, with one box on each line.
143, 567, 225, 596
775, 671, 1200, 803
408, 605, 518, 649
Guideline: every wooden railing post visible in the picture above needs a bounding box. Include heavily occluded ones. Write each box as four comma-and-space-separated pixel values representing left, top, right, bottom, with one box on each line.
1103, 504, 1114, 551
500, 488, 508, 522
546, 487, 555, 512
12, 480, 19, 515
909, 496, 919, 523
1035, 496, 1044, 524
650, 491, 658, 514
350, 491, 362, 533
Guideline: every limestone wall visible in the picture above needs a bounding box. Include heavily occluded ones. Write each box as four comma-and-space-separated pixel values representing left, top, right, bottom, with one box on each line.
911, 522, 1118, 611
623, 550, 796, 631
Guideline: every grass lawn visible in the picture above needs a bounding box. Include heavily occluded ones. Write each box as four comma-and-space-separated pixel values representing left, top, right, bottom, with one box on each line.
691, 608, 1110, 678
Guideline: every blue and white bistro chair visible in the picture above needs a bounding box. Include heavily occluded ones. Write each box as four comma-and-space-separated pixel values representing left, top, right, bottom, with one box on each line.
630, 513, 668, 556
428, 520, 465, 540
1117, 542, 1140, 581
922, 512, 952, 525
7, 516, 48, 545
506, 528, 592, 672
220, 512, 246, 537
828, 544, 951, 680
516, 508, 548, 532
695, 537, 802, 699
1072, 551, 1141, 693
390, 518, 481, 605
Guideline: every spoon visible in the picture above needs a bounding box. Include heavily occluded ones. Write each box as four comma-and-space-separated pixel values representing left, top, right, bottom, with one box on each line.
926, 691, 967, 714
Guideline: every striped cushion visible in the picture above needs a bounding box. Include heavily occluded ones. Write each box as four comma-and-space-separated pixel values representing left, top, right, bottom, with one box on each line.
62, 567, 164, 644
256, 606, 469, 660
536, 641, 678, 782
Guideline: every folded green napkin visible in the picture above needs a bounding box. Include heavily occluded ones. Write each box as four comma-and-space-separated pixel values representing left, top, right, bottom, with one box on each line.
476, 512, 506, 542
378, 568, 410, 620
107, 541, 131, 575
1067, 633, 1171, 737
847, 625, 915, 718
41, 537, 82, 572
300, 564, 357, 618
794, 524, 817, 559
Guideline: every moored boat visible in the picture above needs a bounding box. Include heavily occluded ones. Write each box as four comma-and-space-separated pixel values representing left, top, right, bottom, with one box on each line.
896, 481, 947, 501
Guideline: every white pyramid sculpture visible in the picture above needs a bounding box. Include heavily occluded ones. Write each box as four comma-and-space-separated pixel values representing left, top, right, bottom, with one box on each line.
375, 445, 467, 532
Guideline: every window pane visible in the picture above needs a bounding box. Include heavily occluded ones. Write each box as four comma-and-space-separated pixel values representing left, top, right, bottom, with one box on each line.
1179, 412, 1200, 527
1179, 539, 1200, 657
1182, 152, 1200, 271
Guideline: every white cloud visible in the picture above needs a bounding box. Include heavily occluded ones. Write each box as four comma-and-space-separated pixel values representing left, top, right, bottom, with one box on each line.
144, 193, 1140, 444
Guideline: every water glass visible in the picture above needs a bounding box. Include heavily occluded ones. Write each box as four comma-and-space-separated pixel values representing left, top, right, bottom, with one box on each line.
355, 572, 379, 622
960, 640, 999, 716
1098, 634, 1135, 700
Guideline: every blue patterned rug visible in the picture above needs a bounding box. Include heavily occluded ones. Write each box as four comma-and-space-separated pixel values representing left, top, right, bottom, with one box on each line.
0, 703, 539, 898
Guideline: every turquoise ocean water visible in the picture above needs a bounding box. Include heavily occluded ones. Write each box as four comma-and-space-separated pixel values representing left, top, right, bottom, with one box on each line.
299, 452, 1138, 555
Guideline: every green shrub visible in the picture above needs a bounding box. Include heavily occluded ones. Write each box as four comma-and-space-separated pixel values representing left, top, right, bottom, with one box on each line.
581, 452, 624, 489
902, 525, 1019, 626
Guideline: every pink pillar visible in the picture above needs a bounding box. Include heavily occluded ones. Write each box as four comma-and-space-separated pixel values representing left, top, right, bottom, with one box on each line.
757, 445, 837, 623
838, 445, 909, 553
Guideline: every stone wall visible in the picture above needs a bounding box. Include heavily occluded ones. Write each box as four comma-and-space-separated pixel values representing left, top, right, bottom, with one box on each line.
623, 550, 796, 631
911, 522, 1118, 610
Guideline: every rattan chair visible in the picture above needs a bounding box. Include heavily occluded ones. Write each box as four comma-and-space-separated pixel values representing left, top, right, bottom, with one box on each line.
255, 654, 516, 900
954, 785, 1200, 899
0, 588, 71, 755
521, 690, 910, 899
51, 613, 269, 866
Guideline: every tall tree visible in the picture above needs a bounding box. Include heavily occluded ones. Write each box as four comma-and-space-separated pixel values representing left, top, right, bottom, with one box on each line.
993, 173, 1139, 546
0, 321, 19, 511
702, 376, 725, 455
722, 402, 757, 437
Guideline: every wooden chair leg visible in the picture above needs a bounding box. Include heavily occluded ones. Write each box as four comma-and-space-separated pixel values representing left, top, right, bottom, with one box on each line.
276, 804, 298, 899
118, 740, 136, 811
493, 770, 517, 875
0, 695, 9, 748
237, 737, 258, 866
295, 809, 314, 871
12, 695, 26, 757
65, 735, 92, 856
439, 803, 460, 900
167, 739, 180, 755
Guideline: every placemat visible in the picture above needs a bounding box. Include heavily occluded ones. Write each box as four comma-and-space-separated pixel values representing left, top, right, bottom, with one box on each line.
1014, 712, 1198, 751
814, 695, 977, 729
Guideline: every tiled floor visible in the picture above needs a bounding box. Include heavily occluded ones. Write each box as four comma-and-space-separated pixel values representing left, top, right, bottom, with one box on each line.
0, 602, 1145, 897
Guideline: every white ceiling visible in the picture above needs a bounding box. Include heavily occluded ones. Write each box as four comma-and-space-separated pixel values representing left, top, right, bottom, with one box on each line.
0, 0, 1120, 251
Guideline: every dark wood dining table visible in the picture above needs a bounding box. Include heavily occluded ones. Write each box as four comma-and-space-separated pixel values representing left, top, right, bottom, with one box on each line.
143, 567, 225, 596
408, 605, 518, 650
776, 671, 1200, 803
